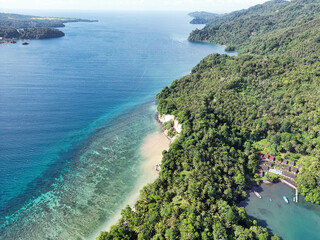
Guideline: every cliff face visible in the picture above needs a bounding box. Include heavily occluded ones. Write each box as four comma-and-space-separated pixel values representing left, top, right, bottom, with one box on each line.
158, 114, 182, 134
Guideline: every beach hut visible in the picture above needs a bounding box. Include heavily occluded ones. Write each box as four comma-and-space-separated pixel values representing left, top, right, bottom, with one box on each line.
282, 159, 288, 164
267, 161, 272, 167
298, 164, 303, 170
292, 167, 298, 174
284, 165, 290, 172
264, 153, 269, 159
278, 164, 283, 170
269, 155, 275, 161
289, 160, 295, 166
260, 165, 269, 171
283, 171, 296, 180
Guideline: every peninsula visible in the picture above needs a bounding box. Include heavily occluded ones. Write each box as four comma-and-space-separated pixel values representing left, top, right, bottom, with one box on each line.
98, 0, 320, 239
0, 12, 97, 43
188, 11, 221, 24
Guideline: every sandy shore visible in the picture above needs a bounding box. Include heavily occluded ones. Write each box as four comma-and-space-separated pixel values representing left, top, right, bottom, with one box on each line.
140, 130, 170, 178
87, 129, 170, 240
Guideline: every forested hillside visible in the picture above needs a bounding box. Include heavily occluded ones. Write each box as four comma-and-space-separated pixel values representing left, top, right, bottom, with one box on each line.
0, 12, 96, 28
0, 12, 96, 41
188, 12, 221, 24
0, 26, 65, 39
99, 0, 320, 239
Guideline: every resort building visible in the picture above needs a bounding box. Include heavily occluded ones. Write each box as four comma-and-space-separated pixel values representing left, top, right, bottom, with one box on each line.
283, 171, 296, 180
260, 165, 269, 171
282, 159, 288, 165
284, 179, 298, 188
289, 160, 295, 166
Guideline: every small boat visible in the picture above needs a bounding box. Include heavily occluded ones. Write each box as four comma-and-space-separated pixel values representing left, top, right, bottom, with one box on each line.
22, 42, 29, 45
293, 197, 296, 202
254, 191, 262, 199
283, 196, 289, 203
269, 198, 272, 202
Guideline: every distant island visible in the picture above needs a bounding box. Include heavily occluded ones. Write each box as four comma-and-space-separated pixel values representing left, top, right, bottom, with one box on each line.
0, 12, 97, 43
188, 11, 222, 24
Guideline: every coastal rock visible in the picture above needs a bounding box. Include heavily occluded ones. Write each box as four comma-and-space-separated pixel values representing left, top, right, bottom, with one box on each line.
158, 114, 182, 133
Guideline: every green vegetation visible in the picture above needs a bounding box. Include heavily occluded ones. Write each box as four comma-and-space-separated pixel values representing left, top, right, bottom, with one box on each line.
0, 12, 97, 41
0, 26, 64, 40
0, 26, 19, 38
0, 12, 97, 28
98, 0, 320, 239
265, 173, 279, 183
188, 12, 221, 24
164, 120, 174, 130
19, 28, 65, 39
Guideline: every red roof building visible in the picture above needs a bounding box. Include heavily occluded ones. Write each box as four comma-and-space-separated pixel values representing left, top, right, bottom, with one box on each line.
264, 154, 269, 159
257, 169, 263, 177
269, 155, 275, 161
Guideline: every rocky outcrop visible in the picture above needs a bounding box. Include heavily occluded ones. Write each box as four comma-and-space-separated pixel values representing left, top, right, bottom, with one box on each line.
157, 114, 182, 133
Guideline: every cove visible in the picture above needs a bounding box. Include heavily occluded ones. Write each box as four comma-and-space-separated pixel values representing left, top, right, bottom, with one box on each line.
239, 183, 320, 240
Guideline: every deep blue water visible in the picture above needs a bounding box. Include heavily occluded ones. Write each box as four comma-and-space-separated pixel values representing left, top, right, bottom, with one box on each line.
0, 11, 231, 239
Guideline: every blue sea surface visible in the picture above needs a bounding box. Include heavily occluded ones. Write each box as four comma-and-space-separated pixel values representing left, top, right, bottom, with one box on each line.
0, 11, 231, 239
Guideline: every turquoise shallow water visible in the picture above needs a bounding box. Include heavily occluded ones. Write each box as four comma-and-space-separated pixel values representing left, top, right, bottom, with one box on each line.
0, 11, 232, 239
239, 183, 320, 240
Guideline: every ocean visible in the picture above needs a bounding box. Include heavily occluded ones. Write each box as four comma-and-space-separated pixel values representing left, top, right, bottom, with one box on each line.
0, 11, 231, 239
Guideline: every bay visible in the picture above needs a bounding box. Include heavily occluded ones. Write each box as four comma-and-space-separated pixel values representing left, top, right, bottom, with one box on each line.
239, 183, 320, 240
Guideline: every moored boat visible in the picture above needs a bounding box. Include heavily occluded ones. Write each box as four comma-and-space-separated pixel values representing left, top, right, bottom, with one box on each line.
283, 196, 289, 203
254, 191, 262, 199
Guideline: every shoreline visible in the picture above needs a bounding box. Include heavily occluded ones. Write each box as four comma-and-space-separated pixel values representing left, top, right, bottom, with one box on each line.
88, 119, 170, 240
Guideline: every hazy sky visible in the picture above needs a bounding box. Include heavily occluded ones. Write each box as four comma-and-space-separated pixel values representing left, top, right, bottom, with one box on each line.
0, 0, 269, 12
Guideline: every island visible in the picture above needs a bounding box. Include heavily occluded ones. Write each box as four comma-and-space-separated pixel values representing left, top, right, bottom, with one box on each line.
188, 11, 221, 24
0, 12, 97, 43
97, 0, 320, 239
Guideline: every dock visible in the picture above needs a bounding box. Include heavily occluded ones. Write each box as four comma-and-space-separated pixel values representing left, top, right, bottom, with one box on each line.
281, 179, 299, 202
